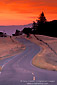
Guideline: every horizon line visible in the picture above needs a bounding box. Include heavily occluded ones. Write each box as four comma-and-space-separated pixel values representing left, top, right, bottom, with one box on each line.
0, 19, 57, 26
0, 23, 32, 26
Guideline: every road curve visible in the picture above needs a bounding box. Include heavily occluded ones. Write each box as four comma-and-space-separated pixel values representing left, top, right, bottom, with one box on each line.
0, 38, 57, 85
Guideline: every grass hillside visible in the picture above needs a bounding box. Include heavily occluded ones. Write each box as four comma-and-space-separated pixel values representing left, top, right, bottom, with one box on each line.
0, 36, 25, 60
26, 34, 57, 71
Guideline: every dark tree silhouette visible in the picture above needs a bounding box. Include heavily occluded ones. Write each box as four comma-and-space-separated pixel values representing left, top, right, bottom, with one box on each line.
37, 12, 47, 25
32, 21, 37, 34
32, 21, 36, 29
22, 12, 57, 38
31, 12, 47, 34
15, 29, 20, 36
33, 12, 47, 34
22, 27, 32, 37
12, 29, 20, 36
0, 32, 7, 37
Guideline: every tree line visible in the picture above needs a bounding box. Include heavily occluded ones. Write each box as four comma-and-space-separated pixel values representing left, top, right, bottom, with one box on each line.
13, 12, 57, 38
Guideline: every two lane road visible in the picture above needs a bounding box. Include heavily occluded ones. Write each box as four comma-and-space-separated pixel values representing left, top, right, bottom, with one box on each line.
0, 38, 57, 85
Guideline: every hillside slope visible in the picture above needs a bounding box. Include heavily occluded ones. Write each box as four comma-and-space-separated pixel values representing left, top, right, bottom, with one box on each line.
0, 36, 25, 60
26, 35, 57, 71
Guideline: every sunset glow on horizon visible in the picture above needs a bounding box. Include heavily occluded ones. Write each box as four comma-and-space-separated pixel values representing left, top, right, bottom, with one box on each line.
0, 0, 57, 25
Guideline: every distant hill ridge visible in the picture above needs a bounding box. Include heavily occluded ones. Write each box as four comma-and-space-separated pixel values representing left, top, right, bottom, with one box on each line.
0, 23, 32, 27
0, 23, 32, 35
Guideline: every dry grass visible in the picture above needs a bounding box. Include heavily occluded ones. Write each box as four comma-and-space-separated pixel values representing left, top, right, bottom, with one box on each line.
0, 36, 25, 60
26, 35, 57, 71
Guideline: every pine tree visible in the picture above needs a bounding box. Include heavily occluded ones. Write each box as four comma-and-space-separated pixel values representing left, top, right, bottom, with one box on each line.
37, 12, 47, 25
32, 21, 36, 30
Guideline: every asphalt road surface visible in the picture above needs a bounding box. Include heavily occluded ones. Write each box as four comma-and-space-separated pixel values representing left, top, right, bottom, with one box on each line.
0, 38, 57, 85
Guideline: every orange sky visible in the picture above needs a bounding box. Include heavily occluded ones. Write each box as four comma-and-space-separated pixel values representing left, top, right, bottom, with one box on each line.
0, 0, 57, 25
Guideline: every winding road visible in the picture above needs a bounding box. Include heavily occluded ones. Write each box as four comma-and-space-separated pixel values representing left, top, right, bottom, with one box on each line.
0, 38, 57, 85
